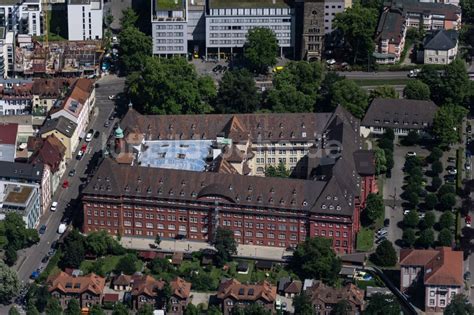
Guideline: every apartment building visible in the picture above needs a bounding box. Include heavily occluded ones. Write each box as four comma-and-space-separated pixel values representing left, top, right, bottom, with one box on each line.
0, 27, 13, 78
305, 280, 365, 314
82, 106, 377, 254
423, 29, 458, 64
67, 0, 103, 40
152, 0, 188, 56
0, 122, 17, 162
39, 116, 79, 159
31, 78, 75, 117
0, 180, 41, 228
169, 277, 192, 315
0, 0, 42, 36
400, 247, 463, 313
0, 78, 33, 115
374, 7, 406, 64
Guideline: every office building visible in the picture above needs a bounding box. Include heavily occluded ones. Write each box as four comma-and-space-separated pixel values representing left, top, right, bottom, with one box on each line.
67, 0, 103, 40
152, 0, 188, 56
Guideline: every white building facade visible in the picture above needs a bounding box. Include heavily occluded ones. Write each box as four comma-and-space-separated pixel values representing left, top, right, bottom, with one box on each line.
0, 0, 42, 36
0, 181, 41, 228
67, 0, 103, 41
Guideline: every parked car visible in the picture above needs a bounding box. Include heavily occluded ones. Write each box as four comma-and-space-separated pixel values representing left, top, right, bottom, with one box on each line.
212, 65, 222, 72
384, 218, 390, 227
30, 270, 40, 280
408, 69, 420, 78
419, 213, 425, 219
76, 150, 84, 160
68, 169, 76, 177
446, 166, 457, 175
58, 223, 67, 234
41, 256, 49, 263
468, 125, 472, 134
104, 120, 110, 128
94, 131, 100, 138
404, 209, 411, 215
85, 132, 93, 142
375, 236, 387, 245
447, 157, 456, 163
50, 201, 58, 212
466, 215, 472, 227
108, 95, 116, 100
39, 224, 46, 234
62, 180, 69, 188
406, 151, 417, 157
326, 59, 336, 65
465, 162, 471, 171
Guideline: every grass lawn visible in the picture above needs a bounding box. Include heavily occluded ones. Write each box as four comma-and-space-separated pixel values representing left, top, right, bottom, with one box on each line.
353, 79, 409, 87
356, 228, 374, 252
80, 255, 143, 275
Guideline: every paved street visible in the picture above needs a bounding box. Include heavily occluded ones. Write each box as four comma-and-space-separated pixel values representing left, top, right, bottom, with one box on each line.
13, 75, 125, 285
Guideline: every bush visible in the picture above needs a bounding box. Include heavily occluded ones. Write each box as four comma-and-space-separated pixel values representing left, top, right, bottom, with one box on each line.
438, 212, 454, 230
371, 240, 397, 266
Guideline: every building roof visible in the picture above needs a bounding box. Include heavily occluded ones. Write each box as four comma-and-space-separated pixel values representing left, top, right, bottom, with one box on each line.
307, 280, 365, 307
3, 184, 34, 205
47, 271, 105, 295
29, 134, 66, 173
389, 0, 461, 21
0, 161, 44, 181
40, 116, 78, 138
113, 274, 132, 286
424, 29, 458, 51
278, 277, 291, 292
31, 78, 75, 98
217, 279, 277, 303
170, 277, 191, 299
353, 150, 376, 176
284, 280, 302, 294
49, 78, 93, 118
365, 286, 392, 298
103, 293, 119, 302
362, 98, 438, 130
375, 7, 405, 44
155, 0, 184, 10
400, 247, 463, 286
131, 275, 165, 297
0, 123, 18, 145
209, 0, 289, 9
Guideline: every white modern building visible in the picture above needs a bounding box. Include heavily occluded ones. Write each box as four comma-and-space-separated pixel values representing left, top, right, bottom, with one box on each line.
0, 181, 41, 228
323, 0, 351, 34
67, 0, 103, 41
0, 27, 13, 78
0, 0, 42, 36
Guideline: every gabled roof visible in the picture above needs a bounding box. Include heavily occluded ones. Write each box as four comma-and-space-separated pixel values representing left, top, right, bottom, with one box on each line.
29, 134, 66, 173
47, 271, 105, 295
0, 123, 18, 145
0, 161, 44, 181
39, 116, 78, 138
307, 280, 364, 307
424, 30, 458, 51
217, 279, 277, 303
131, 275, 165, 297
375, 7, 405, 44
284, 280, 302, 294
113, 274, 132, 286
170, 277, 191, 299
353, 150, 376, 176
31, 78, 75, 98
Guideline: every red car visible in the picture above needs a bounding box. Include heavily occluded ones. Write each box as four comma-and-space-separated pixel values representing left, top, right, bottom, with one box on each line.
81, 143, 87, 153
62, 180, 69, 188
465, 215, 471, 227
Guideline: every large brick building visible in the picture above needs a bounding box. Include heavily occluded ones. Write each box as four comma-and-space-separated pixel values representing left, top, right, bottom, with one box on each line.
82, 106, 376, 254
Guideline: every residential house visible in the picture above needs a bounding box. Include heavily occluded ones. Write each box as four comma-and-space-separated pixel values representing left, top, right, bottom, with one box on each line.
361, 98, 438, 137
47, 271, 106, 309
0, 79, 33, 115
50, 78, 95, 138
374, 7, 407, 64
112, 274, 132, 291
31, 78, 74, 117
169, 277, 192, 315
399, 247, 463, 312
278, 277, 291, 295
29, 134, 67, 193
306, 280, 365, 314
131, 275, 166, 310
0, 123, 18, 162
216, 279, 277, 315
283, 280, 302, 298
39, 116, 79, 159
0, 161, 50, 216
423, 29, 458, 64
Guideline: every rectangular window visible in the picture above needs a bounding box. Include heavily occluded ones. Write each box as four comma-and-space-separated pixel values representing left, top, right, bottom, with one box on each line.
168, 224, 176, 230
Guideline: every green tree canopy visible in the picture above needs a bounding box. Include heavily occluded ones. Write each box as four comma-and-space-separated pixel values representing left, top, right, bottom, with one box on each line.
439, 212, 454, 230
5, 245, 18, 266
0, 260, 20, 303
330, 79, 368, 118
89, 305, 106, 315
26, 301, 40, 315
440, 59, 471, 106
425, 194, 439, 210
216, 69, 260, 113
137, 304, 154, 315
60, 229, 85, 269
371, 240, 397, 266
374, 148, 387, 175
118, 26, 152, 73
365, 293, 401, 315
331, 299, 352, 315
438, 228, 453, 246
433, 105, 468, 148
403, 210, 419, 229
120, 8, 138, 29
439, 193, 456, 210
127, 57, 216, 115
444, 294, 474, 315
4, 212, 38, 250
369, 85, 397, 102
184, 304, 199, 315
334, 5, 378, 64
45, 298, 62, 315
293, 293, 315, 315
416, 228, 435, 248
290, 237, 341, 284
232, 303, 272, 315
364, 193, 384, 223
112, 303, 130, 315
438, 184, 456, 197
85, 230, 125, 257
429, 147, 443, 162
265, 162, 291, 178
403, 80, 431, 100
9, 306, 20, 315
115, 253, 139, 275
431, 160, 443, 175
65, 298, 81, 315
421, 211, 436, 230
243, 27, 278, 73
403, 130, 420, 146
213, 227, 237, 267
402, 228, 416, 248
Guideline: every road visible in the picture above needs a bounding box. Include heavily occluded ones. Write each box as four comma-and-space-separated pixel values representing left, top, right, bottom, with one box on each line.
13, 75, 125, 284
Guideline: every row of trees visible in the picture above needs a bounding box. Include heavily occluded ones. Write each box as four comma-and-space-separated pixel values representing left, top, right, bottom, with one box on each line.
375, 129, 395, 176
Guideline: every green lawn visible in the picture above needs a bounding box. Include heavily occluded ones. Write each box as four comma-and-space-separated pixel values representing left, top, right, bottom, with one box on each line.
356, 228, 374, 252
80, 255, 143, 275
353, 79, 409, 87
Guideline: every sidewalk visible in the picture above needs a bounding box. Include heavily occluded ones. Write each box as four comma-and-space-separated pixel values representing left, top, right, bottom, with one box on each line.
119, 237, 290, 261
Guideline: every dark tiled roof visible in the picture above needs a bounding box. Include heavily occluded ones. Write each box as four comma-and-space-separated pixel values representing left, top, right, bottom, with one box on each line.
353, 150, 376, 176
376, 8, 405, 44
308, 281, 364, 307
362, 98, 438, 130
424, 30, 458, 51
0, 123, 18, 145
388, 0, 461, 21
0, 161, 44, 181
217, 279, 277, 303
31, 78, 75, 98
29, 134, 66, 173
40, 116, 78, 138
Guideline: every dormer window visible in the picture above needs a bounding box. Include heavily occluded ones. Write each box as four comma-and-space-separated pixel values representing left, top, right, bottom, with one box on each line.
291, 199, 296, 205
334, 196, 338, 201
169, 189, 174, 196
248, 185, 253, 192
181, 180, 186, 186
292, 189, 297, 195
236, 195, 240, 201
270, 188, 274, 194
191, 123, 196, 130
169, 124, 173, 130
302, 132, 307, 138
180, 190, 185, 196
191, 191, 197, 197
374, 119, 380, 124
336, 205, 341, 211
229, 184, 233, 191
279, 122, 283, 128
279, 198, 285, 205
301, 123, 305, 129
124, 185, 130, 192
269, 197, 274, 203
137, 176, 142, 183
329, 205, 334, 210
246, 196, 252, 201
135, 187, 141, 193
302, 200, 308, 206
146, 187, 152, 194
322, 204, 327, 209
159, 178, 164, 184
257, 196, 262, 203
158, 188, 163, 195
326, 195, 331, 200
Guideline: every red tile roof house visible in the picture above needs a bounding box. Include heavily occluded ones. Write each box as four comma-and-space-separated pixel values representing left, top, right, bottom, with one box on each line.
131, 275, 166, 311
0, 123, 18, 162
47, 271, 105, 310
168, 277, 192, 315
216, 279, 277, 315
399, 247, 464, 313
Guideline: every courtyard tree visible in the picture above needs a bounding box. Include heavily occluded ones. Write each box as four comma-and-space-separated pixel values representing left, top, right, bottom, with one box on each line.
365, 293, 401, 315
431, 160, 443, 175
433, 106, 468, 148
45, 298, 62, 315
60, 229, 86, 269
243, 27, 278, 74
216, 69, 260, 113
213, 227, 238, 267
112, 302, 130, 315
440, 59, 471, 107
438, 228, 453, 246
364, 193, 384, 223
293, 293, 315, 315
120, 8, 138, 29
416, 228, 435, 248
425, 194, 438, 210
371, 240, 397, 266
291, 237, 341, 285
330, 79, 369, 118
404, 191, 419, 208
444, 294, 474, 315
89, 305, 106, 315
265, 162, 291, 178
428, 147, 443, 162
403, 130, 420, 146
0, 260, 20, 304
64, 298, 81, 315
438, 212, 454, 230
119, 25, 152, 73
234, 303, 272, 315
115, 254, 139, 275
403, 80, 431, 100
9, 307, 20, 315
420, 211, 436, 230
402, 228, 416, 247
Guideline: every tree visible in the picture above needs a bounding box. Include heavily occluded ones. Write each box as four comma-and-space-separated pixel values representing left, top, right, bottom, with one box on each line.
374, 148, 387, 175
65, 298, 81, 315
319, 72, 345, 110
433, 105, 468, 148
421, 211, 436, 230
216, 69, 260, 113
439, 184, 456, 197
127, 57, 216, 115
293, 294, 315, 315
120, 8, 138, 29
4, 212, 38, 250
403, 80, 431, 100
402, 228, 416, 247
243, 27, 278, 73
60, 229, 85, 269
369, 85, 397, 102
4, 245, 18, 266
112, 303, 129, 315
334, 5, 378, 64
429, 147, 443, 162
403, 130, 420, 146
0, 260, 19, 303
9, 306, 20, 315
425, 194, 438, 210
444, 294, 474, 315
365, 293, 401, 315
416, 228, 435, 248
364, 193, 384, 223
331, 300, 352, 315
431, 160, 443, 175
213, 227, 237, 267
266, 83, 315, 113
290, 237, 341, 284
431, 176, 442, 191
440, 59, 471, 106
26, 301, 40, 315
26, 283, 50, 312
439, 212, 454, 230
233, 303, 272, 315
118, 26, 152, 73
330, 79, 368, 118
371, 240, 397, 266
184, 304, 199, 315
405, 191, 419, 208
115, 254, 138, 275
137, 304, 153, 315
45, 298, 62, 315
440, 193, 456, 210
265, 162, 291, 178
89, 305, 106, 315
85, 231, 125, 257
438, 228, 453, 246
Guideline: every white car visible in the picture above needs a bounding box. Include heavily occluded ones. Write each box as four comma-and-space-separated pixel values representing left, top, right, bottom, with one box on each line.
57, 223, 67, 234
406, 152, 417, 157
50, 201, 58, 212
108, 95, 116, 100
326, 59, 336, 66
447, 169, 457, 175
85, 132, 93, 142
404, 209, 411, 215
419, 213, 425, 219
465, 163, 471, 171
408, 69, 421, 78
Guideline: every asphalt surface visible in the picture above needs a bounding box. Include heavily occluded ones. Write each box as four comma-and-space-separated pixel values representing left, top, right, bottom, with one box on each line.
5, 75, 125, 311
